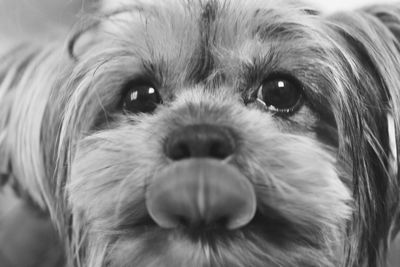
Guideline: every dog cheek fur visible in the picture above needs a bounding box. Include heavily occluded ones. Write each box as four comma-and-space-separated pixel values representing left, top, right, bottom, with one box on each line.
68, 120, 164, 225
241, 137, 352, 227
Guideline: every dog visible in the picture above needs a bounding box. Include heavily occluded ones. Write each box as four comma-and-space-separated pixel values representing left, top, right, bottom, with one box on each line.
0, 0, 400, 266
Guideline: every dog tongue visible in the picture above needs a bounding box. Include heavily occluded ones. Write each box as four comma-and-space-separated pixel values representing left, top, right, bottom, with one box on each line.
146, 159, 256, 230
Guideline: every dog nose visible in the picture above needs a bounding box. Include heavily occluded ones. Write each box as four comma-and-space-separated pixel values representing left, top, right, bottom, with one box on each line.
164, 124, 236, 160
146, 159, 256, 230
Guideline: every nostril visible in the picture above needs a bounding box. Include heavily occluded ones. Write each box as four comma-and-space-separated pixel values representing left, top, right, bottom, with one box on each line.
164, 124, 236, 160
209, 140, 234, 159
168, 141, 192, 160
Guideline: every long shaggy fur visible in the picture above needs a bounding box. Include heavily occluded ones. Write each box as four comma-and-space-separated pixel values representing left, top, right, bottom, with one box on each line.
1, 1, 400, 267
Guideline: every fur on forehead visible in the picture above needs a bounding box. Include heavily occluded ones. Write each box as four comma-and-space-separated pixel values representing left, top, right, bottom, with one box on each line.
70, 0, 321, 59
99, 0, 316, 13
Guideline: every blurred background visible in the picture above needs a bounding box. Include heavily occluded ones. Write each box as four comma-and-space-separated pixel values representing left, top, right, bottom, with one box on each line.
0, 0, 94, 49
310, 0, 398, 11
0, 0, 399, 267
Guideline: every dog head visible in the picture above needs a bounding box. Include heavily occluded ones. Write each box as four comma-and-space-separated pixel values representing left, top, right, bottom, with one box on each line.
1, 1, 400, 266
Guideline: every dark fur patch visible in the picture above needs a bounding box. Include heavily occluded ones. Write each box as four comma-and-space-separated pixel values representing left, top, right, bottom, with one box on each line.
186, 0, 219, 84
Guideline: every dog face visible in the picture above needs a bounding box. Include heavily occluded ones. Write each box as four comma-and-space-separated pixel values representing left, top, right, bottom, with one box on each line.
1, 1, 400, 267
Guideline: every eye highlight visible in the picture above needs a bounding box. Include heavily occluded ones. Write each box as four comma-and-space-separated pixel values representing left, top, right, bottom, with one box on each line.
256, 74, 303, 114
122, 81, 163, 114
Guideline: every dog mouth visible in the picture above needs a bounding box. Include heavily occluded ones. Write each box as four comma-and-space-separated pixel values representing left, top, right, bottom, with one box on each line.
129, 210, 296, 245
127, 159, 305, 245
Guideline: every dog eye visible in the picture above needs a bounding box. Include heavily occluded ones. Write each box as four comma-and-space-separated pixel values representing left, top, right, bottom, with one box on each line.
122, 83, 163, 113
256, 75, 303, 114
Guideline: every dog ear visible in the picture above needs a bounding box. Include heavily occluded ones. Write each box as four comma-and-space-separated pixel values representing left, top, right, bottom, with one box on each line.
67, 0, 146, 60
67, 22, 97, 60
100, 0, 135, 11
325, 5, 400, 267
362, 5, 400, 44
361, 3, 400, 236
